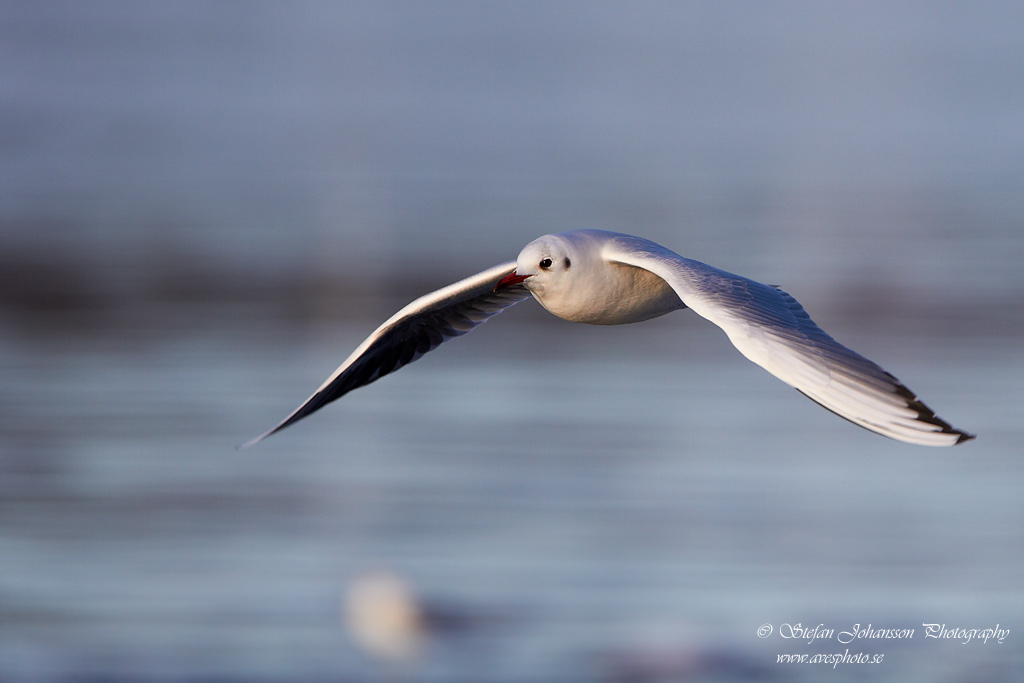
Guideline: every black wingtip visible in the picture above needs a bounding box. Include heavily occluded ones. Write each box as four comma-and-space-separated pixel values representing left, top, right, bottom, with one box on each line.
237, 386, 336, 450
795, 386, 974, 447
889, 378, 975, 446
954, 431, 976, 445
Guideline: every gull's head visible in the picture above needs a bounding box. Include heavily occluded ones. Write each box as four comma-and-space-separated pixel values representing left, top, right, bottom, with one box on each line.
496, 229, 681, 325
494, 231, 607, 323
495, 233, 577, 297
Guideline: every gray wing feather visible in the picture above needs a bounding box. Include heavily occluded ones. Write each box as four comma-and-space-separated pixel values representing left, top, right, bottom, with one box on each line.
243, 262, 530, 446
603, 235, 973, 446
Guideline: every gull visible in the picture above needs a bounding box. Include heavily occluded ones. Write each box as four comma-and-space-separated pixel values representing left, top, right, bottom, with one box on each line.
245, 230, 974, 447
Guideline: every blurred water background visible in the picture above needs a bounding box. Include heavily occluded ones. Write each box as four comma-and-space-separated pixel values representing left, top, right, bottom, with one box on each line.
2, 2, 1022, 681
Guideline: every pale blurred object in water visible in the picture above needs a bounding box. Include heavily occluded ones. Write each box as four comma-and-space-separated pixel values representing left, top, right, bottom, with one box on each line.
345, 571, 425, 664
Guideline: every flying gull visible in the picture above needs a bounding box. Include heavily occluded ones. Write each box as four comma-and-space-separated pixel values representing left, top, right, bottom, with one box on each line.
245, 230, 974, 447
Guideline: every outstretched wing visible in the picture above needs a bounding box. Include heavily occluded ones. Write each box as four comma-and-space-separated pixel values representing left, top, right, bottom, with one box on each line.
602, 234, 974, 446
243, 262, 531, 447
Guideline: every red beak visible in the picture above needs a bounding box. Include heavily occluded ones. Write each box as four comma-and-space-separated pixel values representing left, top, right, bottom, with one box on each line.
494, 271, 531, 291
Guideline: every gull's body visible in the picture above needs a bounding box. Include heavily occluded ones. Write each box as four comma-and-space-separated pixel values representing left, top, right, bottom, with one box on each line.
246, 230, 973, 447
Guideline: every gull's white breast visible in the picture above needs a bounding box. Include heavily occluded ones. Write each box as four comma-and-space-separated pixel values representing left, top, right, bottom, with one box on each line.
543, 261, 683, 325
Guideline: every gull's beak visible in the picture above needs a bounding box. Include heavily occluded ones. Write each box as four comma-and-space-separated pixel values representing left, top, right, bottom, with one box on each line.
494, 270, 531, 292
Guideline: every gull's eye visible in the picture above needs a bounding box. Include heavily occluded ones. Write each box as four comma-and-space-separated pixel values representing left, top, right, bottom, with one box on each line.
539, 258, 553, 269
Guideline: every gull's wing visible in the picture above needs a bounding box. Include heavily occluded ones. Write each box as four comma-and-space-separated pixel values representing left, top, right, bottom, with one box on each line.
602, 234, 974, 446
243, 262, 531, 447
